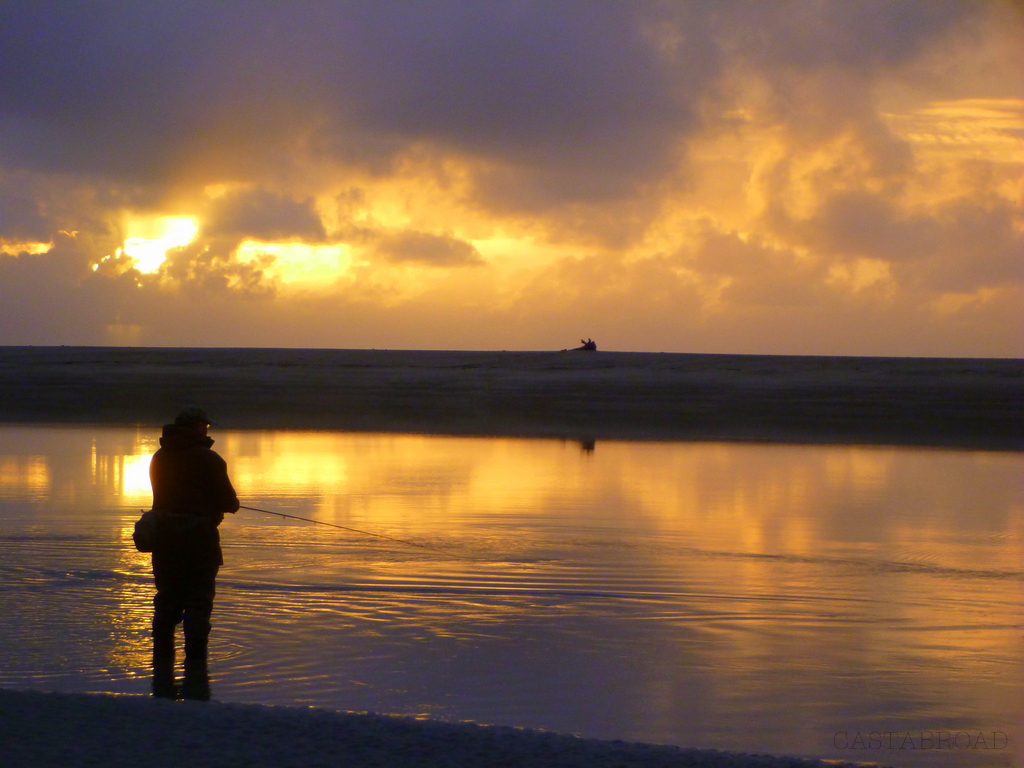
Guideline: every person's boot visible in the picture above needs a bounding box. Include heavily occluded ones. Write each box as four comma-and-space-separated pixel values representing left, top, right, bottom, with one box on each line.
182, 656, 211, 701
183, 607, 211, 664
151, 652, 178, 699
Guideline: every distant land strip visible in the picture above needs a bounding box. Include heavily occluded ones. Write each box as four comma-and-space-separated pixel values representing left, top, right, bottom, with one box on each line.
1, 346, 1021, 450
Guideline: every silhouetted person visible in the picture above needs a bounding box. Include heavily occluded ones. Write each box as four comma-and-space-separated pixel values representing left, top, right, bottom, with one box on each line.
148, 407, 238, 695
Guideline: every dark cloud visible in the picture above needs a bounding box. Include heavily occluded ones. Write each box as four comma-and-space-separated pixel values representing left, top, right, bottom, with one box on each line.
897, 199, 1024, 292
775, 190, 1024, 291
203, 190, 326, 242
718, 0, 975, 71
155, 241, 277, 298
0, 171, 116, 242
0, 3, 220, 180
0, 3, 693, 192
0, 1, 987, 204
373, 231, 484, 267
0, 232, 135, 342
785, 191, 937, 261
0, 178, 50, 241
336, 4, 701, 176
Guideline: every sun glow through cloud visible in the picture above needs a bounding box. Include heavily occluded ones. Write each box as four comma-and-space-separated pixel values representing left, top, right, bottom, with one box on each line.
121, 216, 198, 273
0, 241, 52, 256
236, 241, 353, 287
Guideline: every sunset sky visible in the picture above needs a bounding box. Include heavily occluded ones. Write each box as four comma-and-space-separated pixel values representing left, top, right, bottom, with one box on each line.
1, 1, 1021, 356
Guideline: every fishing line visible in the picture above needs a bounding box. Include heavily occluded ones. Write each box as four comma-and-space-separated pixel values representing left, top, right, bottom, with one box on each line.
239, 504, 477, 560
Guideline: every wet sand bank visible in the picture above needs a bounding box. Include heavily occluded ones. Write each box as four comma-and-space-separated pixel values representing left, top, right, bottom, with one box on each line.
0, 689, 875, 768
1, 346, 1020, 449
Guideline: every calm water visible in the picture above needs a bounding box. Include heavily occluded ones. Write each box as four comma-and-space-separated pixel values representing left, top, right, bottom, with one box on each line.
1, 425, 1021, 767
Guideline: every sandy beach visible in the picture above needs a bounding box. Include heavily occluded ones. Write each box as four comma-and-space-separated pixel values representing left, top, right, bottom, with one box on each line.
1, 346, 1021, 449
0, 689, 875, 768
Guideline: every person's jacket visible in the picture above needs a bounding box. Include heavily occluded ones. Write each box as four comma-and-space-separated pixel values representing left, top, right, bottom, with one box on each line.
150, 425, 239, 524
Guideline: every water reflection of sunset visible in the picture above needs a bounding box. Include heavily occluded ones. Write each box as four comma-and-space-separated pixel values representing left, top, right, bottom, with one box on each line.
1, 425, 1020, 767
91, 443, 155, 502
3, 427, 1020, 576
0, 456, 49, 498
4, 428, 1014, 564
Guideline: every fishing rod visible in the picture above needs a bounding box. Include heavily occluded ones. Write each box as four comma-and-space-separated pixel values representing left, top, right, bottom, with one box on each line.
239, 504, 476, 560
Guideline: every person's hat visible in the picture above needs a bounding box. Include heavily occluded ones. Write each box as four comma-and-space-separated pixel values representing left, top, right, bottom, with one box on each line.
174, 406, 213, 427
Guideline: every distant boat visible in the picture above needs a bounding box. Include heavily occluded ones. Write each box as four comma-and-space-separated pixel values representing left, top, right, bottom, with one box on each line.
565, 338, 596, 352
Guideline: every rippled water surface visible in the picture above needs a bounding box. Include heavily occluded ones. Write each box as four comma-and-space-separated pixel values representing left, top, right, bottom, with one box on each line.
1, 426, 1021, 767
